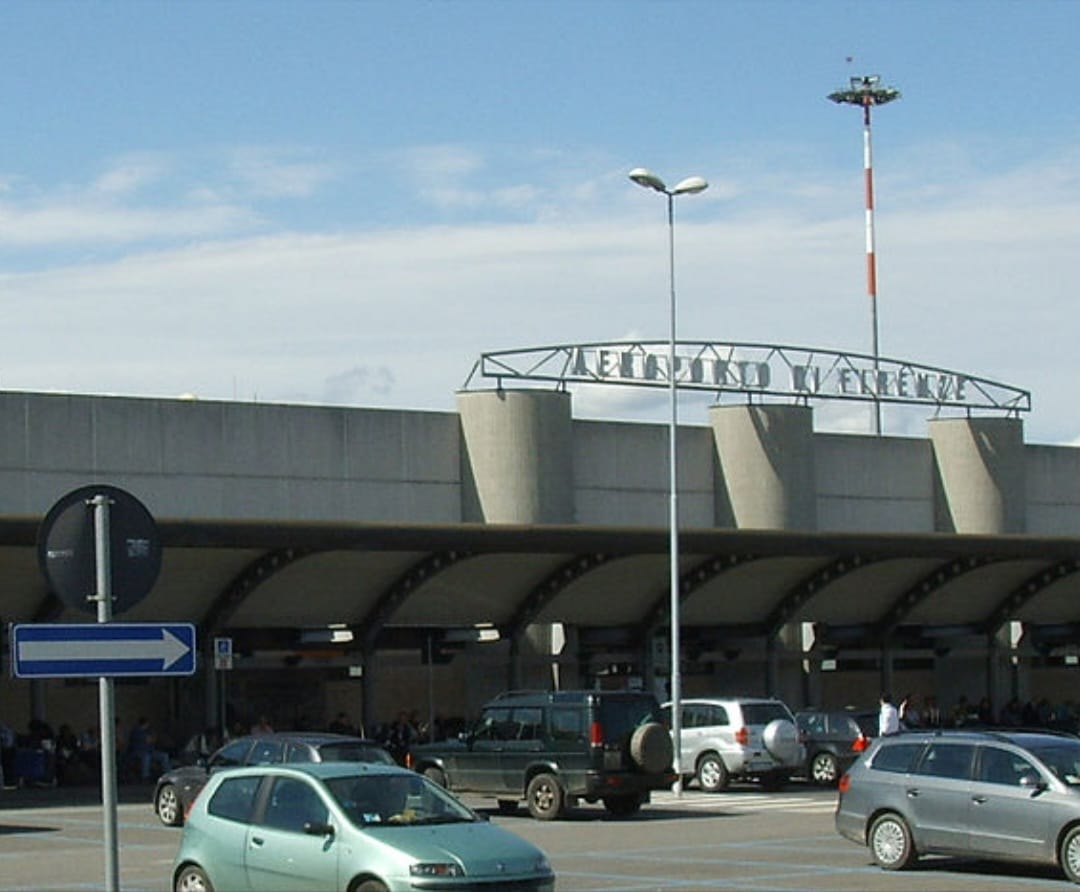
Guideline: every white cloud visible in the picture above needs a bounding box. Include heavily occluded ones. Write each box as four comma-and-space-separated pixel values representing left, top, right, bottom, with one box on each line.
91, 155, 171, 197
228, 148, 340, 199
1, 139, 1078, 445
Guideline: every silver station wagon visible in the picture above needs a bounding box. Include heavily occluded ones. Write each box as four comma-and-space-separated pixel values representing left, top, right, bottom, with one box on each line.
836, 729, 1080, 884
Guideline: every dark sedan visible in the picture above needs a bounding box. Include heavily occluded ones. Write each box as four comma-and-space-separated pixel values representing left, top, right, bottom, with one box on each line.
153, 732, 394, 826
796, 708, 877, 786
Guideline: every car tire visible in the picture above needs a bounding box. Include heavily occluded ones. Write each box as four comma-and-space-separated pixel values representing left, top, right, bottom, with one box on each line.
762, 718, 801, 766
869, 812, 916, 870
422, 766, 447, 788
603, 794, 642, 817
809, 751, 839, 786
175, 865, 214, 892
156, 783, 184, 827
629, 722, 673, 774
696, 753, 729, 792
526, 772, 565, 821
759, 770, 787, 791
352, 882, 389, 892
1060, 825, 1080, 883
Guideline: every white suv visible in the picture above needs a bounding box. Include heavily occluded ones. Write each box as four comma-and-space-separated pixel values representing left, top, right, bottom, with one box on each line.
662, 697, 804, 792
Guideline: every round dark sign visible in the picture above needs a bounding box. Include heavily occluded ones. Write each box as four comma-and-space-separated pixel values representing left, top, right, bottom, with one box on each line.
37, 484, 162, 616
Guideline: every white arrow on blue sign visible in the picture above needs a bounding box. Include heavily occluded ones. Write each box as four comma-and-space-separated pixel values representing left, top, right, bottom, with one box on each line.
12, 623, 197, 678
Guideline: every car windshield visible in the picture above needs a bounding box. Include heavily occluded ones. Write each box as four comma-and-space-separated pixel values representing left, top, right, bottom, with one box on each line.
741, 703, 792, 725
326, 773, 477, 827
318, 743, 395, 765
1028, 742, 1080, 785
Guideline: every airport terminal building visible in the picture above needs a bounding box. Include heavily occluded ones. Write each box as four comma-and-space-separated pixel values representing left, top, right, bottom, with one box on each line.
2, 341, 1080, 746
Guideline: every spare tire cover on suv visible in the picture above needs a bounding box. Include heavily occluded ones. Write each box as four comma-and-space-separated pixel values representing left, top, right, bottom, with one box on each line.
630, 722, 673, 774
762, 718, 800, 765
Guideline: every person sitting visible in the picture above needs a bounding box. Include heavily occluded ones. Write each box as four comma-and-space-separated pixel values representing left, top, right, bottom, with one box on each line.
377, 774, 417, 824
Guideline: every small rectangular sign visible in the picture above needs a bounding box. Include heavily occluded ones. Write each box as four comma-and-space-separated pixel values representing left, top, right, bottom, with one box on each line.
11, 623, 196, 679
214, 636, 233, 670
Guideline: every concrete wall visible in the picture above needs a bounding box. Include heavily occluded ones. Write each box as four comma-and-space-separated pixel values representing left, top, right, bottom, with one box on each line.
0, 392, 462, 523
816, 434, 935, 532
1026, 445, 1080, 535
573, 419, 715, 527
711, 405, 816, 530
929, 417, 1027, 534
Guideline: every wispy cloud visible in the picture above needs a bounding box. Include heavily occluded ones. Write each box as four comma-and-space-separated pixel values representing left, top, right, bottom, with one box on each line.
228, 147, 340, 199
1, 139, 1077, 444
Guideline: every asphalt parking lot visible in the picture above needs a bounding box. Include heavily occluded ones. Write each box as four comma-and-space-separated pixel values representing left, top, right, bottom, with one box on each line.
0, 783, 1075, 891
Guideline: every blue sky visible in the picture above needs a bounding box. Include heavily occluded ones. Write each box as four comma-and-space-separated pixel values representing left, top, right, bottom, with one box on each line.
2, 0, 1079, 444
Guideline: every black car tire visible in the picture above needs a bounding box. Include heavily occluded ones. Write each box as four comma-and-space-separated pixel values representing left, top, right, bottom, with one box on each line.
629, 722, 673, 774
603, 794, 642, 817
696, 752, 729, 792
175, 865, 214, 892
526, 772, 565, 820
156, 783, 184, 827
869, 812, 916, 870
809, 751, 839, 786
759, 770, 787, 791
352, 882, 389, 892
422, 766, 447, 788
1060, 825, 1080, 883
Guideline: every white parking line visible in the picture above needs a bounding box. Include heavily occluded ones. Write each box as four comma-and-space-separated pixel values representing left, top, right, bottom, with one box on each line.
650, 791, 838, 814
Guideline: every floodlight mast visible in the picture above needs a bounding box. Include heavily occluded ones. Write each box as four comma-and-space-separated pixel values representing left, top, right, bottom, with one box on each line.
829, 74, 901, 436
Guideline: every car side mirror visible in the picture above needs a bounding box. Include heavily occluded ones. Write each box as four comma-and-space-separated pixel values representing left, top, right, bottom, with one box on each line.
303, 821, 334, 837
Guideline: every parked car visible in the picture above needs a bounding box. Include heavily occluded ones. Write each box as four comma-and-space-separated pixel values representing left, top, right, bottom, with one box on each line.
661, 697, 804, 791
796, 708, 876, 786
171, 761, 555, 892
154, 732, 394, 826
407, 689, 674, 820
836, 728, 1080, 883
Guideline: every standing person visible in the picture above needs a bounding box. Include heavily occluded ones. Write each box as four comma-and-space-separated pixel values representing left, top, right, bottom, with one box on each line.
879, 693, 901, 737
900, 693, 921, 729
127, 717, 171, 782
250, 715, 274, 736
388, 711, 417, 764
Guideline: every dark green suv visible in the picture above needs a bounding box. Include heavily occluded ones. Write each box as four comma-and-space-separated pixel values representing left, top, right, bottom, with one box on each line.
408, 689, 675, 820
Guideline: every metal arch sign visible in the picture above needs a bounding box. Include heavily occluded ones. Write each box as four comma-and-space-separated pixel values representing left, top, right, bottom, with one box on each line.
464, 341, 1031, 414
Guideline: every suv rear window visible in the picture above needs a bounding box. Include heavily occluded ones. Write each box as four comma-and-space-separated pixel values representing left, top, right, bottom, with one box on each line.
598, 696, 661, 736
741, 703, 792, 725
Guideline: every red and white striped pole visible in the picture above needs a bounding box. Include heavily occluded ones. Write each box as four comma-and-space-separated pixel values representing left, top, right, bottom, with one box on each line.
828, 74, 900, 436
862, 98, 882, 435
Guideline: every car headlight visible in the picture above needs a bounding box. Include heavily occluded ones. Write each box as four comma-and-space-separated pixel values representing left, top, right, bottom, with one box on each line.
409, 863, 465, 878
535, 856, 553, 874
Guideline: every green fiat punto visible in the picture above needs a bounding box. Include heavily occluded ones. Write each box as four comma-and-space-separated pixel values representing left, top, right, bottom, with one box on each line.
172, 762, 555, 892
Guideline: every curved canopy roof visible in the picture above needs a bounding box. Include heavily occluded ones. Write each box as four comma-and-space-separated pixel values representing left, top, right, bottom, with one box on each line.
4, 518, 1080, 653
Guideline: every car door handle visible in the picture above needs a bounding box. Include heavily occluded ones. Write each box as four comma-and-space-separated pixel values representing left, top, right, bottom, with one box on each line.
905, 788, 919, 798
972, 795, 988, 805
250, 836, 265, 847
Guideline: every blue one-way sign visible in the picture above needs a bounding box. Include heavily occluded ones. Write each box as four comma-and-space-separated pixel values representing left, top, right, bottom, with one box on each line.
12, 623, 196, 679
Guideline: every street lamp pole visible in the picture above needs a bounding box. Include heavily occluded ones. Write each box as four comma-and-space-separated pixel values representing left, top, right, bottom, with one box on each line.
629, 168, 707, 796
828, 74, 901, 436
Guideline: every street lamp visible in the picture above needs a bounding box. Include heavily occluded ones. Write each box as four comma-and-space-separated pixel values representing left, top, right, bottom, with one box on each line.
828, 74, 901, 435
629, 167, 707, 796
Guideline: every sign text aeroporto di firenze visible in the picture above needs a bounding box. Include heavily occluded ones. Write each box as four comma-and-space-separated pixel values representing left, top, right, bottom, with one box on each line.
466, 341, 1031, 414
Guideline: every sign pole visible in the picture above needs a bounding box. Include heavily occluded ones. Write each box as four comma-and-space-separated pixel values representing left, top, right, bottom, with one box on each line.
91, 494, 120, 892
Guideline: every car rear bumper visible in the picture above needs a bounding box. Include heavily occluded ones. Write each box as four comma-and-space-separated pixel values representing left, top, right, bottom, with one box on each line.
580, 771, 677, 798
